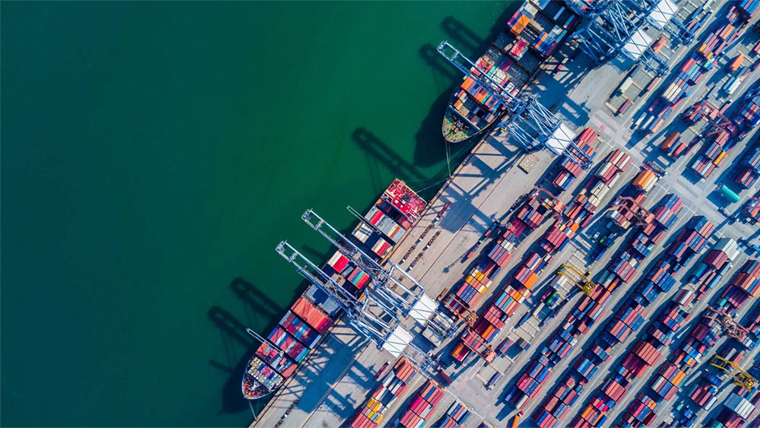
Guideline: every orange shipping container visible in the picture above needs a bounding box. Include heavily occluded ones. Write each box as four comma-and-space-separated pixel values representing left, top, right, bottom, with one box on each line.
728, 53, 744, 72
523, 272, 538, 289
660, 132, 680, 150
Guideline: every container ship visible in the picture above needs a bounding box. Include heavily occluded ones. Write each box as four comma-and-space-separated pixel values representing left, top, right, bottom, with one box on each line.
442, 0, 580, 143
242, 179, 426, 400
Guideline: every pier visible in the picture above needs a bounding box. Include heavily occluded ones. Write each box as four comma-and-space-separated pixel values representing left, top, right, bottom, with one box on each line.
250, 0, 760, 426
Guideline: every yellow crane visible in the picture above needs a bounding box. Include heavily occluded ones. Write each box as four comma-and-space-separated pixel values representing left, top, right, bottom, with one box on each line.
710, 355, 756, 391
557, 263, 595, 295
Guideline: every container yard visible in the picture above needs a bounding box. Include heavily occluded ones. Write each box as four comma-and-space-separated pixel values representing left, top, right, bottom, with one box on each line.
247, 0, 760, 427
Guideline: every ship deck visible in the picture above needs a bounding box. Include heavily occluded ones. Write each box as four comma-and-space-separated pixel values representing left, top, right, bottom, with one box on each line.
250, 1, 760, 426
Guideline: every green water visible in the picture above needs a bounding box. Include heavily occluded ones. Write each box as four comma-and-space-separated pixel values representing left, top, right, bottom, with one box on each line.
2, 2, 514, 426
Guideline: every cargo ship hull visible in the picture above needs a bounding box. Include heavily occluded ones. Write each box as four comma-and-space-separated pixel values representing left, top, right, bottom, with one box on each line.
242, 180, 426, 400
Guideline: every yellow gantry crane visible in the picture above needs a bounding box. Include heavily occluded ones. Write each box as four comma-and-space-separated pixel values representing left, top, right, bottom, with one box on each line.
704, 307, 750, 342
710, 355, 757, 391
557, 263, 595, 295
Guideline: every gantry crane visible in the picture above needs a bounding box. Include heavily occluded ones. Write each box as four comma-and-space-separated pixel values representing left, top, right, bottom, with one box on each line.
557, 263, 595, 295
710, 355, 757, 391
705, 307, 750, 342
571, 0, 670, 76
302, 209, 423, 317
276, 241, 400, 348
436, 41, 593, 169
684, 99, 738, 134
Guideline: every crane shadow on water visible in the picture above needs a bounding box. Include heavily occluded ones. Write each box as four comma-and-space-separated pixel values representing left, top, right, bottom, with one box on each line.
412, 8, 520, 168
209, 278, 293, 417
231, 276, 286, 329
207, 305, 261, 416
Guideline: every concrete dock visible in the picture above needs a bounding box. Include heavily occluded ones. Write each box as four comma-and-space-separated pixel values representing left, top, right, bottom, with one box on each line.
250, 1, 760, 427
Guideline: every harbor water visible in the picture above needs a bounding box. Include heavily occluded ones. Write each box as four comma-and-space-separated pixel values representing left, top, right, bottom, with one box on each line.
1, 1, 515, 426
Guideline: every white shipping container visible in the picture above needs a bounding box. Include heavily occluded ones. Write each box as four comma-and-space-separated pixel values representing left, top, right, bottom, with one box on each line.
725, 393, 755, 419
611, 151, 625, 166
608, 173, 621, 189
705, 396, 717, 411
353, 223, 373, 243
617, 154, 632, 171
715, 238, 737, 254
514, 394, 529, 410
596, 162, 613, 179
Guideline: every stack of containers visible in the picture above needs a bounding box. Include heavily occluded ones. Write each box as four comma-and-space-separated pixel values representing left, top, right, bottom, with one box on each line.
254, 343, 296, 379
539, 219, 579, 252
691, 130, 733, 179
514, 322, 590, 414
326, 251, 371, 293
348, 357, 417, 428
567, 216, 710, 427
455, 252, 545, 362
632, 169, 658, 193
244, 357, 284, 394
279, 310, 322, 349
661, 53, 702, 104
629, 266, 760, 426
668, 216, 716, 269
659, 132, 682, 158
721, 259, 760, 302
607, 194, 683, 282
619, 392, 659, 426
689, 238, 741, 301
650, 362, 686, 400
609, 169, 651, 230
610, 263, 757, 427
443, 226, 508, 318
684, 342, 750, 414
515, 194, 550, 229
609, 188, 648, 229
438, 401, 471, 428
546, 151, 633, 253
596, 150, 632, 187
734, 145, 760, 188
267, 326, 309, 363
257, 295, 334, 377
744, 193, 760, 222
553, 156, 584, 191
640, 2, 757, 135
737, 94, 760, 128
452, 326, 496, 363
720, 392, 758, 427
527, 194, 682, 427
744, 303, 760, 341
363, 206, 406, 243
563, 149, 630, 229
487, 219, 523, 268
690, 382, 720, 410
515, 359, 550, 401
453, 76, 505, 130
646, 302, 689, 348
608, 247, 644, 283
681, 339, 760, 424
651, 194, 684, 230
676, 315, 721, 368
397, 380, 444, 428
506, 0, 579, 58
553, 127, 598, 191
